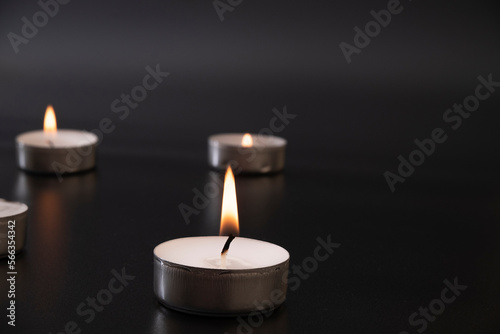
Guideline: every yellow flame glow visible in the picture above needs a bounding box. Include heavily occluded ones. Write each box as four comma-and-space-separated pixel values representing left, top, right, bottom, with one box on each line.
241, 133, 253, 147
43, 105, 57, 133
219, 166, 240, 236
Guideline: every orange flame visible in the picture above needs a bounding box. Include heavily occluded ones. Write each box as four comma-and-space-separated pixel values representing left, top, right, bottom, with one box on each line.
241, 133, 253, 147
219, 166, 240, 236
43, 105, 57, 133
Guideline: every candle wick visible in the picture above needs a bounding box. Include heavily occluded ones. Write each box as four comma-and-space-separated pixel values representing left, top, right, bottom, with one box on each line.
221, 234, 235, 256
48, 140, 55, 148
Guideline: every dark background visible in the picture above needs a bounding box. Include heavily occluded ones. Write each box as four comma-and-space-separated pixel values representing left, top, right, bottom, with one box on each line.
1, 0, 500, 333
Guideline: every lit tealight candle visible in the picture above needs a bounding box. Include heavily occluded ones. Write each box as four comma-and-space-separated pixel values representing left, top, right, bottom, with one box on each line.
153, 167, 289, 316
208, 133, 287, 174
0, 199, 28, 258
15, 105, 98, 175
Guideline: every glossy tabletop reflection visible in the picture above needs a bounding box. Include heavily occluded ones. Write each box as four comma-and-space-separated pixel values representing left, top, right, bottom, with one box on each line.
0, 139, 500, 333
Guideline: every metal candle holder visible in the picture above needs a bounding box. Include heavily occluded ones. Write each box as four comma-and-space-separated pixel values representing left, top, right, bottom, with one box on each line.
208, 133, 287, 174
15, 130, 98, 174
153, 237, 289, 316
0, 199, 28, 258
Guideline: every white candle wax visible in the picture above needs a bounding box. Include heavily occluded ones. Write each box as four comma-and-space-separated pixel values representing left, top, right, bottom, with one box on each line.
209, 133, 286, 149
0, 199, 28, 217
154, 236, 289, 269
16, 129, 98, 148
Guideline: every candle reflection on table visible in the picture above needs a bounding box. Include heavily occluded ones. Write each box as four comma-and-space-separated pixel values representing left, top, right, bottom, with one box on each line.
148, 303, 289, 334
11, 171, 97, 312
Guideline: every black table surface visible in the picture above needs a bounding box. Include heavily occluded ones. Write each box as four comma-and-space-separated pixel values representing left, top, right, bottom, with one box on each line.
1, 1, 500, 333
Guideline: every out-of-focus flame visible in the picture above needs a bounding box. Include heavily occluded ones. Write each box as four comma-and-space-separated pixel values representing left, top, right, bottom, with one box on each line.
241, 133, 253, 147
44, 105, 57, 133
219, 166, 240, 236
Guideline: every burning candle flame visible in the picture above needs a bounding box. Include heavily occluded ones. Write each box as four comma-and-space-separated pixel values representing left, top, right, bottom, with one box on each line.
219, 166, 239, 236
43, 105, 57, 133
241, 133, 253, 147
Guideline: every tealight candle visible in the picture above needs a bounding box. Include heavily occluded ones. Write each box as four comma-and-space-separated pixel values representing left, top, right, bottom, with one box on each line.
15, 105, 98, 175
208, 133, 287, 174
153, 167, 289, 316
0, 199, 28, 258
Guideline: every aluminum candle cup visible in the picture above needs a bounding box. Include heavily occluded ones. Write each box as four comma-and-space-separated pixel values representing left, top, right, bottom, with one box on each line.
208, 133, 287, 174
153, 236, 289, 316
0, 199, 28, 258
16, 130, 98, 174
